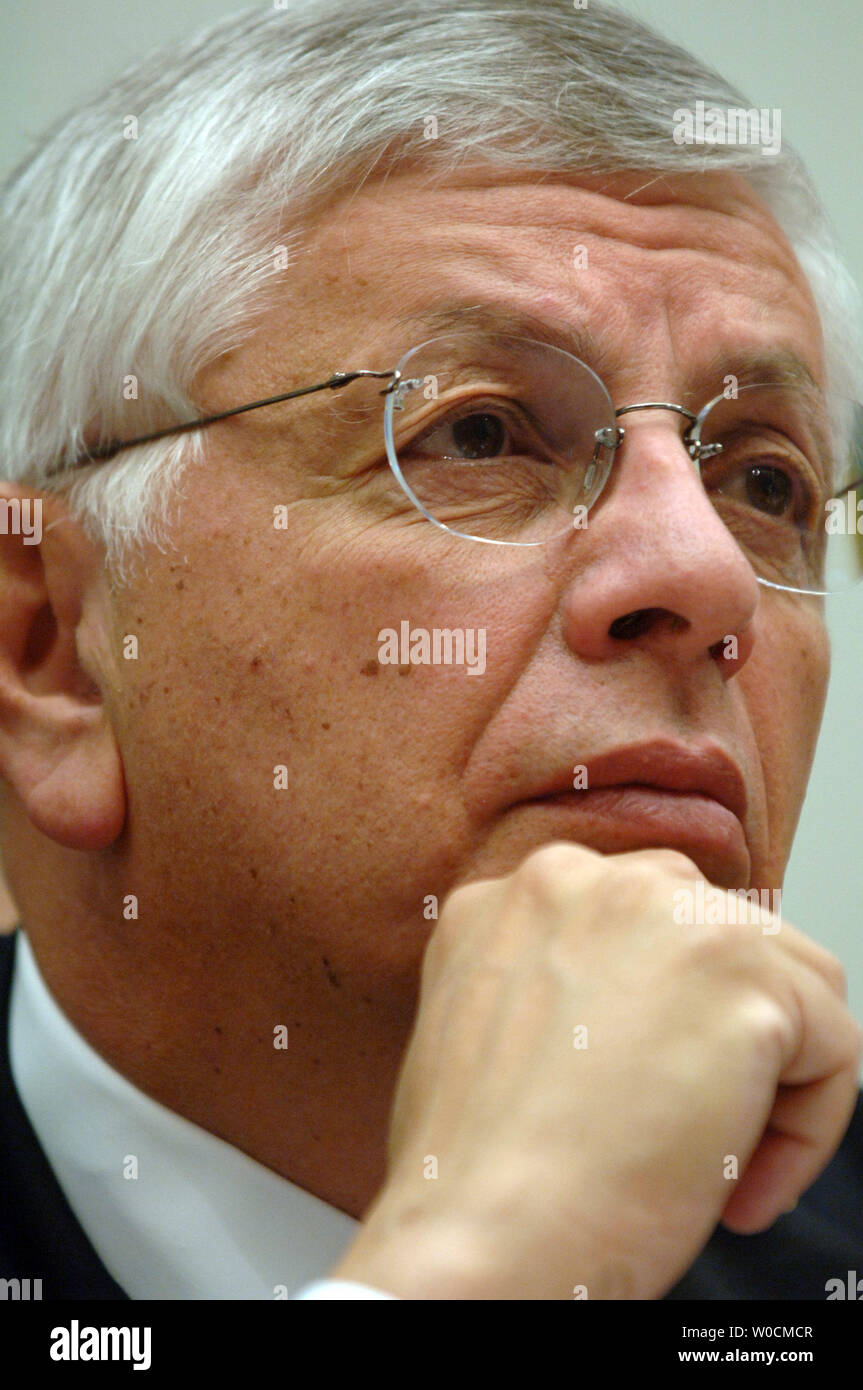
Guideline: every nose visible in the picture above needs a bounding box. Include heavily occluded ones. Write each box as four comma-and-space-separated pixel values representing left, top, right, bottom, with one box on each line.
559, 411, 760, 675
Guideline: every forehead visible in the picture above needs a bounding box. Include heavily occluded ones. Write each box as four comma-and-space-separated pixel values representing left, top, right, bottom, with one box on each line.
219, 167, 825, 403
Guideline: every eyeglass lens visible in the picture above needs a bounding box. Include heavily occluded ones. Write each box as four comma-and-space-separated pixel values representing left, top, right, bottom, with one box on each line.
382, 332, 863, 594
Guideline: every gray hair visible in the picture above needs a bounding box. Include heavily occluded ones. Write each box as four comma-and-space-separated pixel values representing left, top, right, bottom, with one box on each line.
1, 0, 859, 573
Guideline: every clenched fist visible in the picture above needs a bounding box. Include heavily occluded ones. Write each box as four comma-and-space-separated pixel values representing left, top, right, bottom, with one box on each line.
333, 844, 862, 1299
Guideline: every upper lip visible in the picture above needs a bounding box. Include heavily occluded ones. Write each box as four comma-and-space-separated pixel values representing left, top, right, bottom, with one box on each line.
528, 739, 748, 825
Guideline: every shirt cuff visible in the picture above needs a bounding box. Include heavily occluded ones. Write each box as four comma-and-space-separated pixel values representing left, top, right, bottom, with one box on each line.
294, 1279, 399, 1300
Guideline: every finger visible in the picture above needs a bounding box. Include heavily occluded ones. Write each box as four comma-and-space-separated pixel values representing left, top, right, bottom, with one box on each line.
720, 1064, 860, 1232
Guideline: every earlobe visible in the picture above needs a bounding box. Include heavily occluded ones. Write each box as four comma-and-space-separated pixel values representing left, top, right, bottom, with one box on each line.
17, 730, 126, 851
0, 486, 126, 851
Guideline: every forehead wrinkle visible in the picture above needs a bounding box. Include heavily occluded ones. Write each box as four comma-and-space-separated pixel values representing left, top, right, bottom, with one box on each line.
373, 204, 809, 351
315, 164, 810, 305
366, 170, 795, 273
249, 170, 824, 423
306, 168, 812, 354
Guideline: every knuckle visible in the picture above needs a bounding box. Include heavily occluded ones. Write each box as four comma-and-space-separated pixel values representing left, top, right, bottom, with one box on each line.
816, 948, 848, 998
739, 992, 796, 1056
679, 916, 757, 971
512, 840, 598, 902
441, 877, 489, 918
610, 855, 687, 908
431, 879, 491, 952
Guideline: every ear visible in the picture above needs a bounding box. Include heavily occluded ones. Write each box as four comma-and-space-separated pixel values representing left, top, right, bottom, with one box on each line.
0, 485, 126, 850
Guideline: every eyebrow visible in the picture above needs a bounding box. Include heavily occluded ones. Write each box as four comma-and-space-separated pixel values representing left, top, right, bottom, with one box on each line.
389, 301, 824, 404
390, 302, 606, 371
695, 346, 824, 401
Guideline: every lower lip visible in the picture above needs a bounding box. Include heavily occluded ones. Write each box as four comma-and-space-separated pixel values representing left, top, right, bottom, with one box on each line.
522, 785, 748, 870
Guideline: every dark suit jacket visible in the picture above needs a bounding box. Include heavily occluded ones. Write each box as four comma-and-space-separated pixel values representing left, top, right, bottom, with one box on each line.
1, 930, 861, 1300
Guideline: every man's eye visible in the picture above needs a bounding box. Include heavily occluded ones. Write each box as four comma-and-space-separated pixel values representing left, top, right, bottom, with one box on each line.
426, 410, 509, 459
740, 464, 795, 517
705, 449, 819, 527
408, 399, 546, 463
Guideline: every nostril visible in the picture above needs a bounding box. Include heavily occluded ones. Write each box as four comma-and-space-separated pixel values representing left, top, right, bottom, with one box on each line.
609, 608, 659, 640
608, 608, 690, 640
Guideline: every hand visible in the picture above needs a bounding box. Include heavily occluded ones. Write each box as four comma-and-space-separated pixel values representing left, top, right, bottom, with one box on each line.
333, 843, 862, 1299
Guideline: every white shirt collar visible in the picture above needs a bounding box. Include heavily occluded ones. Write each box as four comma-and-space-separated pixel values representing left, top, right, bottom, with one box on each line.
8, 931, 359, 1299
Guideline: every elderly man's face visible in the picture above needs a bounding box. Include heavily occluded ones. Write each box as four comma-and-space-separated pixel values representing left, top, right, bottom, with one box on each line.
105, 168, 828, 1002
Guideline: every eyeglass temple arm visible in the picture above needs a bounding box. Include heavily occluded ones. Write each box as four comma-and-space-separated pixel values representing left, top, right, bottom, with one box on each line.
50, 369, 400, 474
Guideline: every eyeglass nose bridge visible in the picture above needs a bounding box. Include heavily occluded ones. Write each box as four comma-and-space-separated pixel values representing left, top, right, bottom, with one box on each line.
596, 400, 726, 468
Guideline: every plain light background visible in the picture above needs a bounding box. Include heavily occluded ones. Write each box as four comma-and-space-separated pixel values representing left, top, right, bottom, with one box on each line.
1, 1, 861, 1066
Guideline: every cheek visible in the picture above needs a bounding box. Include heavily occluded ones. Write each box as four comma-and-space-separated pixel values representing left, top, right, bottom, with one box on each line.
743, 604, 829, 845
112, 517, 553, 888
279, 535, 543, 778
246, 525, 558, 894
770, 605, 830, 756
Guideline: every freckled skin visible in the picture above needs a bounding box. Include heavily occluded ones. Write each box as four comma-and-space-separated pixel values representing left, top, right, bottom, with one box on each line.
2, 167, 830, 1216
